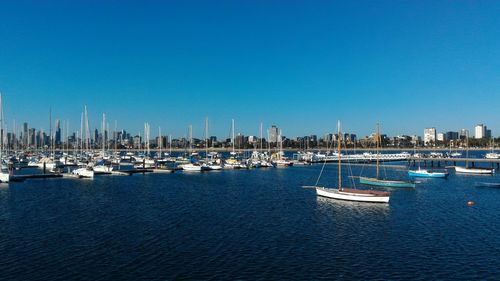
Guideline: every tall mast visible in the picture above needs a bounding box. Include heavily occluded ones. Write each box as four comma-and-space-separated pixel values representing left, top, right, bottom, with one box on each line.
338, 120, 342, 190
169, 134, 172, 155
158, 126, 162, 158
376, 123, 380, 179
260, 122, 263, 152
189, 125, 193, 153
232, 119, 235, 153
102, 113, 106, 157
205, 117, 208, 161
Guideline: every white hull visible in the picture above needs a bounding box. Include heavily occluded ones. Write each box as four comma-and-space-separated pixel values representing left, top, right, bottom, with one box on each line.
72, 168, 94, 178
455, 166, 495, 174
0, 172, 10, 183
206, 164, 223, 170
181, 164, 207, 171
93, 165, 114, 173
485, 153, 500, 159
316, 187, 389, 203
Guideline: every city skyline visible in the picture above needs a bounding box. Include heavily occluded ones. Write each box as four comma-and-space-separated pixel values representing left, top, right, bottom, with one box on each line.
1, 1, 499, 137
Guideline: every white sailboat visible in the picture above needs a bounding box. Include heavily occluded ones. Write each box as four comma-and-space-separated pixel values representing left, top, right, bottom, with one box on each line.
203, 118, 222, 170
455, 133, 494, 174
314, 121, 390, 203
485, 138, 500, 159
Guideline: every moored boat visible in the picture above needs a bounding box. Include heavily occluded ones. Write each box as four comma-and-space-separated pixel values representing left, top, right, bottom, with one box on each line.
359, 176, 416, 188
408, 168, 449, 178
314, 121, 390, 204
454, 166, 494, 175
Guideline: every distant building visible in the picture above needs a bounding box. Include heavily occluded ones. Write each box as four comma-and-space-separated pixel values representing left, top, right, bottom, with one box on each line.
475, 124, 486, 139
486, 129, 492, 139
424, 128, 437, 146
269, 125, 279, 143
23, 122, 28, 147
446, 131, 459, 141
437, 133, 445, 142
460, 129, 469, 140
55, 119, 61, 145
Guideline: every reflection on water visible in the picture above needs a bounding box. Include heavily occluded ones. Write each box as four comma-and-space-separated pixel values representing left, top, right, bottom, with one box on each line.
316, 196, 390, 217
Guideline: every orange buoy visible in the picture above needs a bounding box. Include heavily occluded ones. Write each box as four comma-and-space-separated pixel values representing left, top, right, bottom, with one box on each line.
467, 201, 475, 206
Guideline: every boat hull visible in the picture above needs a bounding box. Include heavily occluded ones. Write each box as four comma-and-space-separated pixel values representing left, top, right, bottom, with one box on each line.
359, 177, 415, 188
0, 172, 10, 183
455, 166, 495, 174
408, 170, 449, 178
316, 187, 390, 203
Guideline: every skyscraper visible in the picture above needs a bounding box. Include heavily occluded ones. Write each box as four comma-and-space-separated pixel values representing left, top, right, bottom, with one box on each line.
55, 119, 61, 145
424, 128, 437, 146
475, 124, 486, 139
269, 125, 279, 143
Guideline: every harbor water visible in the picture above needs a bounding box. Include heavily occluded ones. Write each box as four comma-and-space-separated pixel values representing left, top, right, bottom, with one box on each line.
1, 163, 500, 280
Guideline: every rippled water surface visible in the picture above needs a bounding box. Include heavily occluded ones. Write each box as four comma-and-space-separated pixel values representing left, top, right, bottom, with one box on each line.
1, 164, 500, 280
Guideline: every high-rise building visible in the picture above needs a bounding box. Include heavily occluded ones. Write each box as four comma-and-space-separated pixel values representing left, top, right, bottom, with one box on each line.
446, 131, 459, 141
269, 125, 279, 143
424, 128, 437, 146
23, 122, 28, 147
55, 119, 61, 145
437, 133, 445, 142
459, 129, 469, 140
486, 129, 492, 139
475, 124, 486, 139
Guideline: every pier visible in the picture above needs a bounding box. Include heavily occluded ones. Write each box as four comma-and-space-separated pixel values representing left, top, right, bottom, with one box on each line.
407, 157, 500, 169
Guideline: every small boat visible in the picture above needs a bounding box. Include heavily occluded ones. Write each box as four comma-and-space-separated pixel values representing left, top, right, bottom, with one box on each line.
485, 153, 500, 159
72, 167, 95, 178
408, 168, 449, 178
316, 187, 390, 203
314, 121, 390, 204
454, 166, 494, 175
475, 182, 500, 188
181, 163, 209, 172
359, 177, 416, 188
359, 123, 415, 188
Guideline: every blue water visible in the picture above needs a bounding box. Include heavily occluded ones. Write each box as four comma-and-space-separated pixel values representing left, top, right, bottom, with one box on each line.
1, 164, 500, 280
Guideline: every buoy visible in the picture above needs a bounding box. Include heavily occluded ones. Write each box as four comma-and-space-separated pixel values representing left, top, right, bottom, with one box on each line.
467, 201, 475, 206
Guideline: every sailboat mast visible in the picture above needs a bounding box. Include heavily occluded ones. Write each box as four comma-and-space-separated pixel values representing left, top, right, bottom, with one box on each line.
159, 127, 162, 158
260, 122, 263, 152
376, 123, 380, 178
232, 119, 235, 153
338, 120, 342, 190
205, 117, 208, 161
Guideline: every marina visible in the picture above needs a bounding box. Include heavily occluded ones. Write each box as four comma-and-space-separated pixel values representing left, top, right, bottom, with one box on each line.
2, 0, 499, 279
2, 160, 500, 280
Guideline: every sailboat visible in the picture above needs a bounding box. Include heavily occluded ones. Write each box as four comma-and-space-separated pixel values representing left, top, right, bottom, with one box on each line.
0, 93, 11, 183
314, 121, 390, 203
203, 117, 222, 170
485, 138, 500, 159
455, 132, 494, 174
359, 124, 415, 188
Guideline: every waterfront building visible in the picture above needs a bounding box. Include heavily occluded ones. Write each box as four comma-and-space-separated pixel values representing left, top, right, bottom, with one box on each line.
437, 133, 445, 142
460, 129, 469, 140
486, 129, 492, 139
446, 131, 459, 141
269, 125, 279, 143
424, 128, 436, 146
475, 124, 486, 139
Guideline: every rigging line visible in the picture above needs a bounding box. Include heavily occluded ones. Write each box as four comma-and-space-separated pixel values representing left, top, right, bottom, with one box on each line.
314, 130, 334, 187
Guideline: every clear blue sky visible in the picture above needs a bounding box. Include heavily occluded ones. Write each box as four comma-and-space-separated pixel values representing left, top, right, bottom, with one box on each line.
0, 0, 499, 139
